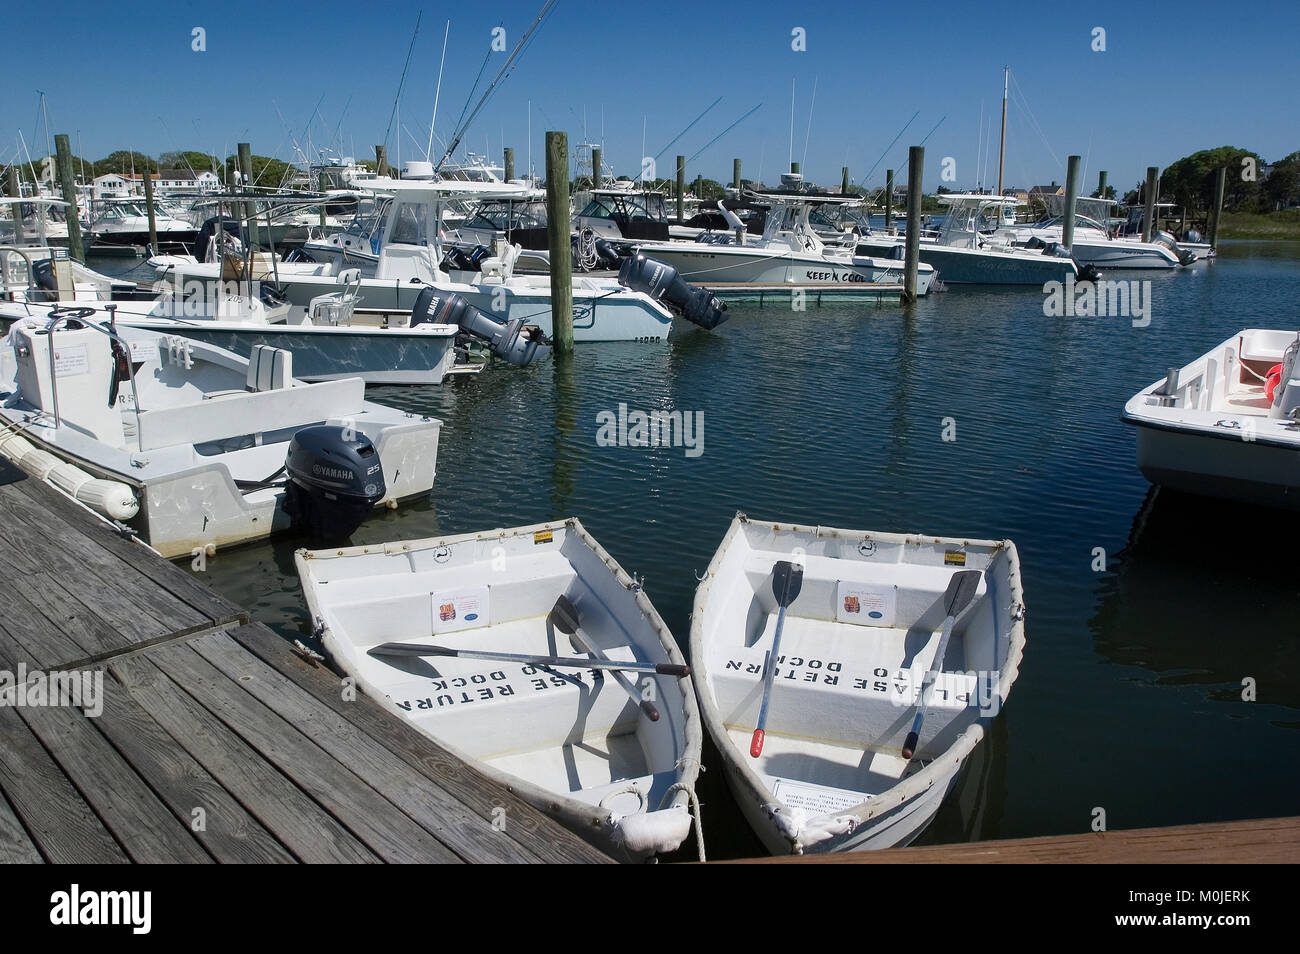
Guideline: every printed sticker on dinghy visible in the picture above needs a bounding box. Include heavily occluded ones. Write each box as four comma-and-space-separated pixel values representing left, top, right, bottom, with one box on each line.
771, 778, 865, 817
387, 656, 635, 713
430, 585, 490, 634
836, 581, 898, 626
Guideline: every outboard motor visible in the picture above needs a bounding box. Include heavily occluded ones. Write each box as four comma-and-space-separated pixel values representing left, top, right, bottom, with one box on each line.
284, 425, 387, 540
617, 253, 728, 330
410, 286, 551, 368
29, 259, 58, 302
594, 238, 621, 267
1152, 230, 1197, 266
193, 216, 243, 262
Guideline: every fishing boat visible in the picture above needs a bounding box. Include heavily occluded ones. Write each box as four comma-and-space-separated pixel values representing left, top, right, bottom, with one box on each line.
296, 518, 704, 862
87, 197, 198, 252
634, 181, 936, 294
1122, 328, 1300, 509
1, 198, 139, 303
1011, 196, 1188, 269
0, 307, 442, 558
154, 178, 726, 341
856, 194, 1078, 285
690, 514, 1026, 854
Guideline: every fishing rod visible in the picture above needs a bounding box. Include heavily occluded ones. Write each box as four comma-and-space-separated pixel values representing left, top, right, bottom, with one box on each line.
383, 11, 422, 159
653, 96, 722, 162
436, 0, 557, 173
687, 103, 763, 164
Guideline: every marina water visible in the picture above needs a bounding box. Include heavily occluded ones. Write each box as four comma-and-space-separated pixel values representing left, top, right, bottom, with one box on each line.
95, 242, 1300, 858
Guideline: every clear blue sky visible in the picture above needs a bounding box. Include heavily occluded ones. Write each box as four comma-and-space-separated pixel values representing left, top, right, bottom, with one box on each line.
4, 0, 1297, 193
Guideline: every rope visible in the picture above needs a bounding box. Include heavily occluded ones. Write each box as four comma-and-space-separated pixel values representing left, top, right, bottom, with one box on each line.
659, 774, 706, 863
573, 228, 599, 272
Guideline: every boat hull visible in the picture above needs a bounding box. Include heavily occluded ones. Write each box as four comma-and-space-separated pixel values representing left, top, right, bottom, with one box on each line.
1128, 420, 1300, 510
633, 245, 933, 294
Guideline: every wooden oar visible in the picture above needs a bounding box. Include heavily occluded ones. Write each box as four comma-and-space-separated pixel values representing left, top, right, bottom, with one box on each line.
368, 641, 690, 677
901, 569, 982, 760
550, 595, 662, 722
750, 559, 805, 759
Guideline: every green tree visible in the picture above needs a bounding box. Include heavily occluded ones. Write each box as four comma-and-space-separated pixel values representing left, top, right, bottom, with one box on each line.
94, 151, 158, 176
1263, 151, 1300, 210
223, 154, 296, 190
1161, 146, 1262, 214
159, 151, 222, 175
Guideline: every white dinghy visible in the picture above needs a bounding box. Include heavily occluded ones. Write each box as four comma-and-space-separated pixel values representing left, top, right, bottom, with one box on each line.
296, 519, 703, 861
690, 514, 1026, 854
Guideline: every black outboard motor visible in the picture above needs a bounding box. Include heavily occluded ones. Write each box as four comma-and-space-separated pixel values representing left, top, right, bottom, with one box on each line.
29, 259, 58, 302
410, 286, 551, 367
594, 238, 621, 267
193, 216, 243, 261
617, 253, 728, 330
284, 425, 387, 540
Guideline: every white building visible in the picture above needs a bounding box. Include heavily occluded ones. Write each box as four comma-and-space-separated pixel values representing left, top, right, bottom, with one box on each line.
93, 173, 132, 199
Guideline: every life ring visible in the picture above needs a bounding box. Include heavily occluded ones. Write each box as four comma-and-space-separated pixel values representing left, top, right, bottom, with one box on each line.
1265, 363, 1284, 404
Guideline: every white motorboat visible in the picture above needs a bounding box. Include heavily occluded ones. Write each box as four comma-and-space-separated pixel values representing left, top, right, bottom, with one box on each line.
1122, 329, 1300, 509
1011, 197, 1187, 269
0, 307, 442, 558
856, 194, 1078, 285
296, 518, 703, 862
87, 197, 198, 251
154, 178, 726, 342
690, 514, 1026, 854
633, 181, 937, 294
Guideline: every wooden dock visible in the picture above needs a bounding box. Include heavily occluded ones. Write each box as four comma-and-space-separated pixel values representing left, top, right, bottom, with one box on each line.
0, 458, 612, 864
720, 817, 1300, 864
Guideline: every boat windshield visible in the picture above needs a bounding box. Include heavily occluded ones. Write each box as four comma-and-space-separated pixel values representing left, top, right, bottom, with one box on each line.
341, 197, 390, 238
578, 192, 666, 224
462, 199, 547, 231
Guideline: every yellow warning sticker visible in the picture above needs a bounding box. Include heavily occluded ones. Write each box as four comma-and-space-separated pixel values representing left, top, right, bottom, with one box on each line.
533, 530, 554, 545
944, 551, 966, 566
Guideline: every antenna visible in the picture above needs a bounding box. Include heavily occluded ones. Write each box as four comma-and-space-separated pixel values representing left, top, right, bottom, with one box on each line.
426, 19, 450, 161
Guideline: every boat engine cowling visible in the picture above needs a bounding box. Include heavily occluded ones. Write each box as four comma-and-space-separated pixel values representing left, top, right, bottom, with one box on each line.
617, 253, 728, 330
410, 286, 551, 367
284, 425, 386, 540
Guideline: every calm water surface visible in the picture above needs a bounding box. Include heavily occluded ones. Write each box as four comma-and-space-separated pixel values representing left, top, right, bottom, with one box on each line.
95, 242, 1300, 859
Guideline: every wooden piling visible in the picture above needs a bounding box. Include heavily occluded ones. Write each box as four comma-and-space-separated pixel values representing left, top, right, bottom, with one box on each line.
1209, 165, 1227, 250
1097, 170, 1108, 199
790, 161, 800, 175
545, 132, 573, 354
504, 147, 515, 182
885, 169, 894, 232
676, 155, 685, 223
53, 134, 84, 263
841, 166, 849, 194
1142, 166, 1158, 243
318, 171, 327, 228
733, 158, 741, 190
143, 170, 158, 252
375, 145, 388, 177
591, 147, 601, 191
238, 143, 260, 250
903, 146, 923, 303
1062, 155, 1080, 250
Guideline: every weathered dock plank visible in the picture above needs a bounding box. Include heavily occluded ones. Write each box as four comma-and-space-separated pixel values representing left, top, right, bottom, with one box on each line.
720, 817, 1300, 864
0, 470, 614, 864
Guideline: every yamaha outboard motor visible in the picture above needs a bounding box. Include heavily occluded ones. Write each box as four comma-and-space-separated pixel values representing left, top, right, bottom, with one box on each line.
29, 259, 58, 302
410, 286, 551, 367
617, 254, 728, 330
1152, 230, 1197, 266
594, 238, 622, 267
284, 425, 387, 540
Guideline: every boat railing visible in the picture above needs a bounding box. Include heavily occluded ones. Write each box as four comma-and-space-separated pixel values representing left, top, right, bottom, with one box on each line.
43, 306, 145, 452
0, 246, 37, 300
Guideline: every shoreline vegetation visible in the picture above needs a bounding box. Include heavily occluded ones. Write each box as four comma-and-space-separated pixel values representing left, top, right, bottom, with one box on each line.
1217, 210, 1300, 240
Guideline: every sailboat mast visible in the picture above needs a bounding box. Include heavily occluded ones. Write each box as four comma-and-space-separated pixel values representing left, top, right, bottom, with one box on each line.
996, 66, 1008, 196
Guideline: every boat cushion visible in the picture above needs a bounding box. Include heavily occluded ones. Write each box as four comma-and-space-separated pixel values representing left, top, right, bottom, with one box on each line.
246, 345, 294, 391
